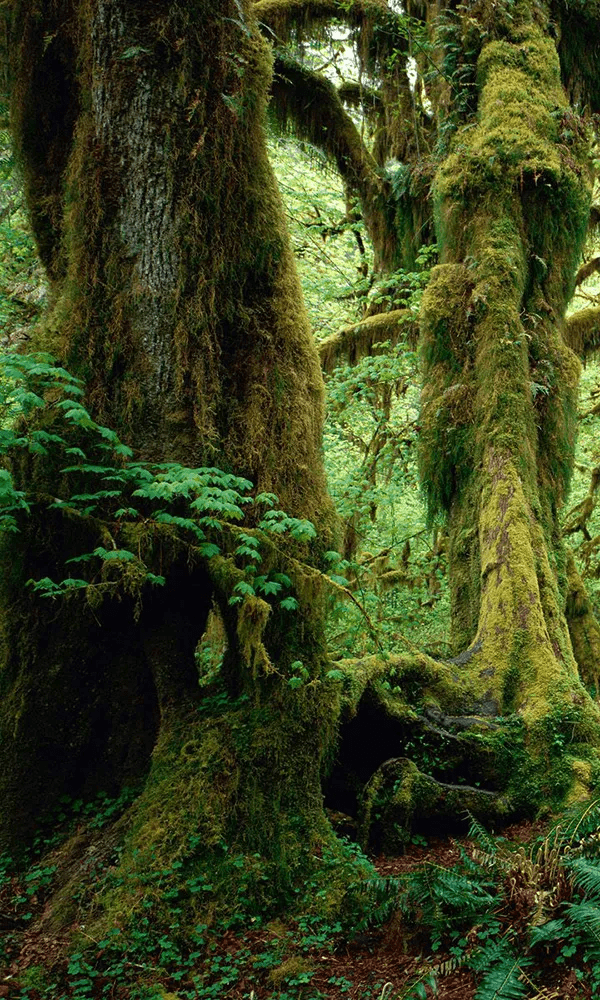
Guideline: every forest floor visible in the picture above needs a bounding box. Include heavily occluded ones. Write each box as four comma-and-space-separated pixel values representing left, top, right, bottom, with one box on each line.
1, 815, 593, 1000
304, 824, 589, 1000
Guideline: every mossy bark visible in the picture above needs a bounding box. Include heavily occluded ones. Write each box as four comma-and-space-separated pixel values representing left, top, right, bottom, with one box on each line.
418, 2, 600, 790
0, 0, 339, 899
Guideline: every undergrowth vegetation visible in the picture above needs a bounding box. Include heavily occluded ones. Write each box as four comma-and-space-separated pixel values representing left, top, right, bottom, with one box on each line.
4, 795, 600, 997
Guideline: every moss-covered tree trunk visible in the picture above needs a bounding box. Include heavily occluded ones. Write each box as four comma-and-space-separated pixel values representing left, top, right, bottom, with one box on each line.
419, 0, 600, 784
0, 0, 341, 901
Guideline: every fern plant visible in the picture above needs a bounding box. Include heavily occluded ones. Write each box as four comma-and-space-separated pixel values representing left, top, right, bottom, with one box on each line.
0, 351, 317, 622
388, 802, 600, 999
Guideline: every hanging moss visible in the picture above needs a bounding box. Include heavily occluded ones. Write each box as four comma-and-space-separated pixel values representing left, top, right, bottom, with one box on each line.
564, 307, 600, 360
270, 53, 402, 271
319, 309, 413, 373
255, 0, 408, 75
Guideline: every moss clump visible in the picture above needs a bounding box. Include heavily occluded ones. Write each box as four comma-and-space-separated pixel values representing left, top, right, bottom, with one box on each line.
359, 757, 510, 853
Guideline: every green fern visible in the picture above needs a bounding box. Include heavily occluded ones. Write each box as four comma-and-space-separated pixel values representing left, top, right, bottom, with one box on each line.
399, 860, 495, 949
471, 942, 531, 1000
565, 856, 600, 901
551, 796, 600, 854
354, 876, 401, 930
467, 811, 500, 860
473, 958, 530, 1000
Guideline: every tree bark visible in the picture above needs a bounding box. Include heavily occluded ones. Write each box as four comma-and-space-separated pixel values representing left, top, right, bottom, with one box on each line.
0, 0, 339, 901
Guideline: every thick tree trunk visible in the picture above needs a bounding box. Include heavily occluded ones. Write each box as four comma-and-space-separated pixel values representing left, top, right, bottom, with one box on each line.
0, 0, 339, 901
418, 2, 600, 792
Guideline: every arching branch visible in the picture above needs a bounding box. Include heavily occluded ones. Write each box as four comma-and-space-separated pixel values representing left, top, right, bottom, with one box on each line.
564, 307, 600, 360
271, 54, 380, 198
271, 54, 404, 268
254, 0, 398, 37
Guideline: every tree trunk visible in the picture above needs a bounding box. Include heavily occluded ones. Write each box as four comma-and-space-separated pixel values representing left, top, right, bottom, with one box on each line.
418, 1, 600, 791
0, 0, 341, 905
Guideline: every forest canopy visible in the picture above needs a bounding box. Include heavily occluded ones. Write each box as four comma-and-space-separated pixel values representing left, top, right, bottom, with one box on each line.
2, 1, 600, 998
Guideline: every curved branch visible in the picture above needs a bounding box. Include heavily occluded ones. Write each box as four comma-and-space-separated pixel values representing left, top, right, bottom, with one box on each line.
271, 54, 380, 197
564, 307, 600, 359
319, 309, 413, 372
575, 256, 600, 287
270, 54, 402, 268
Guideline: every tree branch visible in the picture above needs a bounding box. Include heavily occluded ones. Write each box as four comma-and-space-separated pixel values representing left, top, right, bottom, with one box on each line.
254, 0, 397, 36
271, 53, 380, 200
319, 308, 414, 372
575, 256, 600, 287
564, 307, 600, 359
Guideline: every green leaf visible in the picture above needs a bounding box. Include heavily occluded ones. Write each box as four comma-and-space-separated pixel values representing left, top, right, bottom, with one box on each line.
235, 544, 262, 562
197, 542, 220, 559
280, 597, 298, 611
114, 507, 139, 519
95, 548, 136, 562
255, 492, 278, 507
256, 579, 282, 596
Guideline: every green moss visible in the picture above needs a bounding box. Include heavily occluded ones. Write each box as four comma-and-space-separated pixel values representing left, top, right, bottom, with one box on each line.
419, 5, 597, 772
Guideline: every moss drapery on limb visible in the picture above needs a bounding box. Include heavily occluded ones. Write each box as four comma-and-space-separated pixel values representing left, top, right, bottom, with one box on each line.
575, 256, 600, 287
270, 53, 400, 271
565, 307, 600, 360
253, 0, 400, 42
0, 0, 343, 909
319, 308, 413, 372
260, 0, 432, 271
418, 2, 600, 795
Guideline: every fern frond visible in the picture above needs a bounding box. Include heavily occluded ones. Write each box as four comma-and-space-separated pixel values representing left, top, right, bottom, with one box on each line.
468, 811, 499, 858
355, 875, 400, 930
563, 899, 600, 951
469, 938, 513, 973
529, 917, 566, 948
551, 796, 600, 853
564, 857, 600, 902
401, 861, 495, 922
473, 954, 531, 1000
